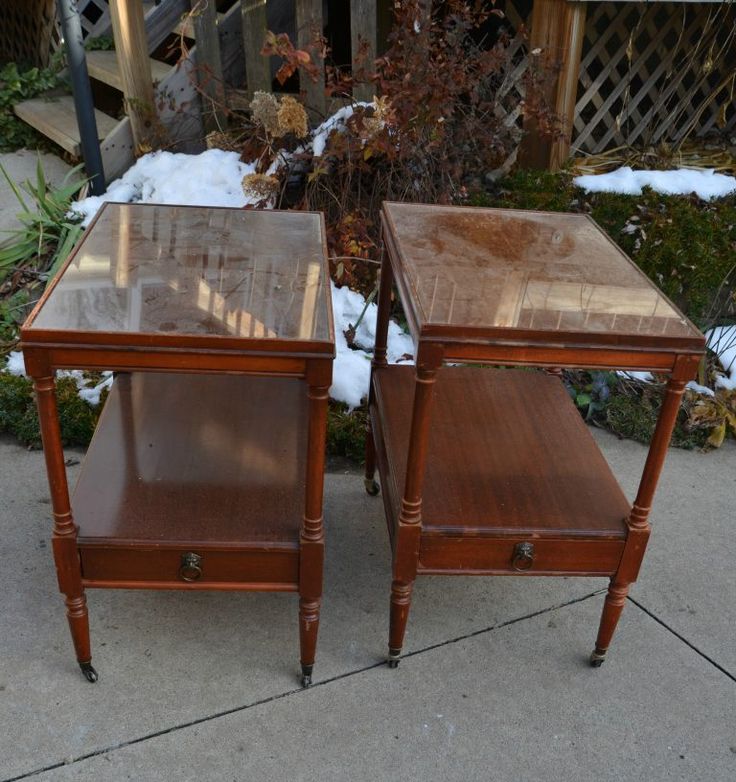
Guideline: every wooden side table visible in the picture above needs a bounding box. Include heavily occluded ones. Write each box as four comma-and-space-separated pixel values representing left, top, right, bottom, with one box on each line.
366, 202, 705, 668
21, 203, 334, 686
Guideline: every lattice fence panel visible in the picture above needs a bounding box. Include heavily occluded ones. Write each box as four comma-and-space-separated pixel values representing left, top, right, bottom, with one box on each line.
0, 0, 58, 67
495, 0, 532, 132
497, 0, 736, 156
574, 2, 736, 153
75, 0, 113, 39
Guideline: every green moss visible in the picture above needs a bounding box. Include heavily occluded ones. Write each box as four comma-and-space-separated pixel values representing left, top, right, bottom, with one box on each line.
0, 373, 103, 448
327, 401, 367, 464
605, 389, 707, 450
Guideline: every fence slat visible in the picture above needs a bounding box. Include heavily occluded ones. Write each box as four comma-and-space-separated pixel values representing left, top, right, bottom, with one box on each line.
549, 2, 586, 169
296, 0, 326, 118
351, 0, 377, 103
108, 0, 156, 149
192, 0, 226, 132
242, 0, 271, 99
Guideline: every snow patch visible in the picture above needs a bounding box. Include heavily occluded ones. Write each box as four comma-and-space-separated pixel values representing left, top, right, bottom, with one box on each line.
5, 350, 26, 376
2, 352, 113, 406
686, 381, 714, 397
77, 373, 114, 406
707, 324, 736, 390
71, 149, 258, 227
573, 167, 736, 201
618, 370, 654, 383
330, 283, 414, 408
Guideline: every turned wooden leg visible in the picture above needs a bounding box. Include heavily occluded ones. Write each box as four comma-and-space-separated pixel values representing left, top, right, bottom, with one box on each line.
590, 365, 694, 668
590, 578, 629, 667
299, 377, 329, 687
33, 375, 96, 682
388, 579, 414, 667
298, 597, 321, 686
386, 349, 440, 668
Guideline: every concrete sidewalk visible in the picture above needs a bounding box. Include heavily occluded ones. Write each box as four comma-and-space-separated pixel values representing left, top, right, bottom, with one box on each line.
1, 430, 734, 781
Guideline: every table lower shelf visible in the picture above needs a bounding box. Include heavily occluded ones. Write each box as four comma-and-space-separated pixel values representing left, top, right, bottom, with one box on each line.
370, 366, 632, 576
73, 372, 308, 590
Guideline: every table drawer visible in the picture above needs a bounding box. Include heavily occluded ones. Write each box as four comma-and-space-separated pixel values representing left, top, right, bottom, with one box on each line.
418, 536, 625, 576
79, 544, 300, 589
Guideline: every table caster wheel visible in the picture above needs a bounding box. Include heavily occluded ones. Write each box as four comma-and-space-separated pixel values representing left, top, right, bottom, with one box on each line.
300, 664, 313, 688
589, 649, 606, 668
364, 478, 380, 496
79, 662, 98, 682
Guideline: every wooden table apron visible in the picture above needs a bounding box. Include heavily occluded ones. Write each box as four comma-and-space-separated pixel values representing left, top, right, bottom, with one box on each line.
366, 204, 704, 666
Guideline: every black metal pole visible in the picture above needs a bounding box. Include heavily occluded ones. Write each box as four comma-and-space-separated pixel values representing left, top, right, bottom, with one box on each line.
56, 0, 106, 195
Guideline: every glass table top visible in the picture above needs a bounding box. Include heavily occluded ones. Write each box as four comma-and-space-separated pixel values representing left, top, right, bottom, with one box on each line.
382, 202, 703, 345
25, 203, 333, 347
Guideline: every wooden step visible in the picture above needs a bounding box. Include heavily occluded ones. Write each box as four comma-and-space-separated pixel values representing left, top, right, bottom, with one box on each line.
13, 95, 119, 157
86, 50, 172, 91
174, 11, 226, 39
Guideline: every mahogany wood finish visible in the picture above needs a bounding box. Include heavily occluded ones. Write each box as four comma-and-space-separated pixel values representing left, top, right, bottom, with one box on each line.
21, 203, 334, 686
370, 202, 705, 668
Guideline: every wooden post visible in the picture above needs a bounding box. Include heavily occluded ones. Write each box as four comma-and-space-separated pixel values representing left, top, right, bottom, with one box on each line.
296, 0, 326, 119
351, 0, 377, 103
520, 0, 587, 171
108, 0, 157, 151
242, 0, 271, 99
191, 0, 226, 132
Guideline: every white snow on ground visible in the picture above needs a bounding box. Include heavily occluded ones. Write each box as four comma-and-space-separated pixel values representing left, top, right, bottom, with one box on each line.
707, 324, 736, 390
3, 350, 113, 404
71, 149, 258, 227
77, 374, 114, 405
573, 167, 736, 200
5, 350, 26, 377
618, 370, 654, 383
330, 282, 414, 409
687, 381, 715, 397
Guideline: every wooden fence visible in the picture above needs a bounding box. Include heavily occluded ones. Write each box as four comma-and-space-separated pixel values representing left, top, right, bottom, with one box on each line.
506, 0, 736, 166
39, 0, 736, 167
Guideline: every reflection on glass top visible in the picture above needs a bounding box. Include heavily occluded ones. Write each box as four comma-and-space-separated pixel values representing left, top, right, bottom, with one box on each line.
29, 203, 332, 343
383, 203, 701, 340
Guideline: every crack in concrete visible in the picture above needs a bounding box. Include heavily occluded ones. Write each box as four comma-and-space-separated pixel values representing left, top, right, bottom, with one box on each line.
628, 595, 736, 684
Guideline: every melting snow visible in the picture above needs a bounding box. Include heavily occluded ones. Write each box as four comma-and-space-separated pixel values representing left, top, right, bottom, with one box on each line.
330, 282, 414, 409
707, 325, 736, 390
573, 167, 736, 200
71, 149, 258, 227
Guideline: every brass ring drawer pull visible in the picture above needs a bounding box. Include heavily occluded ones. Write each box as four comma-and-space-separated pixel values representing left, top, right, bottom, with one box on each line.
179, 552, 203, 581
512, 542, 534, 571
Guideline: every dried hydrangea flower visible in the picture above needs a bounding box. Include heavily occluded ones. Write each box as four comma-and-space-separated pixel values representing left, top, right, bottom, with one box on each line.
249, 91, 280, 136
277, 95, 309, 139
242, 173, 280, 200
205, 130, 240, 151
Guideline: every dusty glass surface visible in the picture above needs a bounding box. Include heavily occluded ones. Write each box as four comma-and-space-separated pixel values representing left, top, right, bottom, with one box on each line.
29, 203, 332, 343
383, 203, 701, 340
